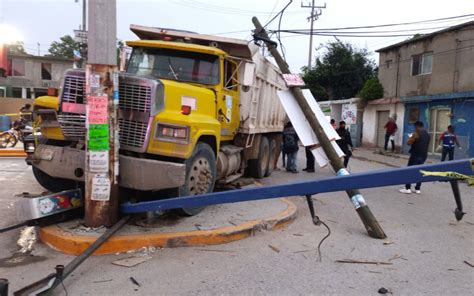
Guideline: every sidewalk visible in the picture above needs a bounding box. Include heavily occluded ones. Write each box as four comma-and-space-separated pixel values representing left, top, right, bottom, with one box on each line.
353, 147, 438, 168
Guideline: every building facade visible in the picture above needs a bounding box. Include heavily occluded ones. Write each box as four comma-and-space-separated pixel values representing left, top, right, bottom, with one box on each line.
375, 21, 474, 158
0, 53, 73, 99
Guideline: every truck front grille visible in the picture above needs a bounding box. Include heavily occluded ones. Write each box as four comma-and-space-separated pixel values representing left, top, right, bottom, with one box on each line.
57, 113, 87, 139
56, 69, 162, 152
119, 119, 148, 148
62, 75, 86, 104
119, 83, 152, 113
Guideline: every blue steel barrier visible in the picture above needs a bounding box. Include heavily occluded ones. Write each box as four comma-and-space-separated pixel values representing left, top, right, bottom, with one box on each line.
121, 159, 473, 214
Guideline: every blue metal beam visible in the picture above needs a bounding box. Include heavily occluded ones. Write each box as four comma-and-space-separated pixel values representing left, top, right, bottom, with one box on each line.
121, 159, 473, 214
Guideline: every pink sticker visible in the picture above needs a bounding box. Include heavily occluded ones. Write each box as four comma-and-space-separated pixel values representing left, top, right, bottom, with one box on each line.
87, 95, 108, 124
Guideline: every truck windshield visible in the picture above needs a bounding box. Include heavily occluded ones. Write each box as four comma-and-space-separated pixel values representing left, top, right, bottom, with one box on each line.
127, 47, 220, 85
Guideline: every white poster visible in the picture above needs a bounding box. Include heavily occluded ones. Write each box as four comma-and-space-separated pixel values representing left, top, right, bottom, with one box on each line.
341, 103, 357, 125
91, 174, 111, 201
278, 89, 345, 167
89, 151, 109, 173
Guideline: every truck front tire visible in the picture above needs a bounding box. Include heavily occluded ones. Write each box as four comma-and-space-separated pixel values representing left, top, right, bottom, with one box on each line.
32, 166, 77, 193
176, 142, 217, 216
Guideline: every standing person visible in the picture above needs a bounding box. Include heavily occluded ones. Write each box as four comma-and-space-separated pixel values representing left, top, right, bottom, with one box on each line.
399, 121, 431, 194
384, 117, 398, 152
330, 119, 337, 129
303, 147, 315, 173
336, 121, 353, 168
439, 125, 461, 161
282, 122, 299, 173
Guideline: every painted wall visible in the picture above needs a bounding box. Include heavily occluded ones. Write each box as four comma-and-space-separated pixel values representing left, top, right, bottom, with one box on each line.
362, 103, 405, 149
402, 98, 474, 158
378, 24, 474, 98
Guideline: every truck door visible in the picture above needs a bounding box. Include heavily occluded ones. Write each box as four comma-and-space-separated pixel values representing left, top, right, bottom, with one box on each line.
218, 59, 240, 141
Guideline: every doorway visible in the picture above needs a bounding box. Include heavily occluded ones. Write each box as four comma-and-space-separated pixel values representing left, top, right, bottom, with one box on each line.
428, 108, 451, 153
376, 110, 390, 148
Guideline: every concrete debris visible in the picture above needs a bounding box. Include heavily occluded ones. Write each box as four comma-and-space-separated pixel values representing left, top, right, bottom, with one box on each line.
383, 241, 394, 245
112, 256, 152, 268
17, 226, 37, 253
126, 246, 160, 257
71, 224, 105, 234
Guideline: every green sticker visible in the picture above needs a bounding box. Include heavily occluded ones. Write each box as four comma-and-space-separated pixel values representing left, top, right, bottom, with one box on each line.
88, 124, 109, 151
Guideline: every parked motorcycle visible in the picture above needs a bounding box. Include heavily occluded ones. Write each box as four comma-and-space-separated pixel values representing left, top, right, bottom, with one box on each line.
0, 105, 34, 148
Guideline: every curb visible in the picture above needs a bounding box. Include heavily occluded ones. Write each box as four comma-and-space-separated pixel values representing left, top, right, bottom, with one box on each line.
39, 198, 298, 256
0, 149, 26, 157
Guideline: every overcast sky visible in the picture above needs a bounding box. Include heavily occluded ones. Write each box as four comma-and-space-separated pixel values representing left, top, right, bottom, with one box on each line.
1, 0, 473, 72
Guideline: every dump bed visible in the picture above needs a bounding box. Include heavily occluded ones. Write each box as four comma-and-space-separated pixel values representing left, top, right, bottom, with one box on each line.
237, 46, 287, 134
130, 24, 287, 135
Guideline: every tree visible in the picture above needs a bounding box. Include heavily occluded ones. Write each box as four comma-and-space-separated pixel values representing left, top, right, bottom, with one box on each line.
359, 77, 384, 101
7, 41, 27, 55
302, 41, 376, 101
48, 35, 84, 59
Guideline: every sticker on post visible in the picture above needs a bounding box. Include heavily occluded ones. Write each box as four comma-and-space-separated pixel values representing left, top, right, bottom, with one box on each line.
87, 95, 108, 125
91, 174, 111, 201
88, 124, 109, 151
351, 194, 367, 209
282, 73, 305, 87
89, 151, 109, 173
90, 74, 101, 89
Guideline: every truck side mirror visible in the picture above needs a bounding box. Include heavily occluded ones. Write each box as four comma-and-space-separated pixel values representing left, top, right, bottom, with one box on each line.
242, 63, 256, 87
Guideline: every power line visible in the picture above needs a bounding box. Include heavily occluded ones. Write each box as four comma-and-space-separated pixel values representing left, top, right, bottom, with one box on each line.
273, 13, 474, 32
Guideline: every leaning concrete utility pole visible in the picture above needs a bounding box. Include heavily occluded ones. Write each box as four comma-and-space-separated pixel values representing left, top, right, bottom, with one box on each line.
252, 17, 386, 239
85, 0, 119, 227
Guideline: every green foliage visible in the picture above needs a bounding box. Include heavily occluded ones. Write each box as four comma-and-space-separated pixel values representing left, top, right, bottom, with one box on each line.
302, 41, 376, 101
7, 41, 27, 55
48, 35, 84, 59
359, 77, 384, 101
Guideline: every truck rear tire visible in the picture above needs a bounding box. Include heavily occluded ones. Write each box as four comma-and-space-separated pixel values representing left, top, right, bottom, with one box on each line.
248, 136, 270, 179
32, 166, 77, 193
265, 138, 277, 177
176, 142, 217, 216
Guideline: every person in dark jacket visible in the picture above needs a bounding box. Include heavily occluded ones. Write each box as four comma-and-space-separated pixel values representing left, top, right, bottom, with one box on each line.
282, 122, 299, 173
336, 121, 353, 168
399, 121, 431, 194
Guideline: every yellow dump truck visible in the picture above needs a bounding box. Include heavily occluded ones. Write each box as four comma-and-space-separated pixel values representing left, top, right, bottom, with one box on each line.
27, 25, 287, 215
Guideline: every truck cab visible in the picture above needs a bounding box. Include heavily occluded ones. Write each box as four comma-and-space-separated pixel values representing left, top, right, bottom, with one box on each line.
29, 26, 286, 215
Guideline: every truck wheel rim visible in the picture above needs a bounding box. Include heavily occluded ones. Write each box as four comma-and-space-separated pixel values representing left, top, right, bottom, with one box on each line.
188, 157, 213, 195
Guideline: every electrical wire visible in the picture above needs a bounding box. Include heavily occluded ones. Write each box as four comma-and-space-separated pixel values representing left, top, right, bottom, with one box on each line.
263, 0, 293, 28
317, 220, 331, 262
274, 13, 474, 32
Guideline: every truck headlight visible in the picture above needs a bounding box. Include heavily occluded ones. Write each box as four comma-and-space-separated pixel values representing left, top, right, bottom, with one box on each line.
156, 123, 189, 143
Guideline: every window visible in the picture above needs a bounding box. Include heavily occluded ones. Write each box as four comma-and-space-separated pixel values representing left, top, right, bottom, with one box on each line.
224, 60, 238, 90
385, 59, 393, 69
411, 53, 432, 76
0, 87, 6, 98
12, 87, 23, 98
127, 47, 220, 85
41, 63, 52, 80
12, 60, 25, 77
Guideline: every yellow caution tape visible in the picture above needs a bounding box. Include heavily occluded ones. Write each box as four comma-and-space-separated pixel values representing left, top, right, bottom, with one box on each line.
420, 170, 474, 186
0, 112, 32, 117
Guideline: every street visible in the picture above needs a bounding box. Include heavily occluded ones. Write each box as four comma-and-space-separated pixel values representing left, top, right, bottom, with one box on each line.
1, 148, 473, 295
